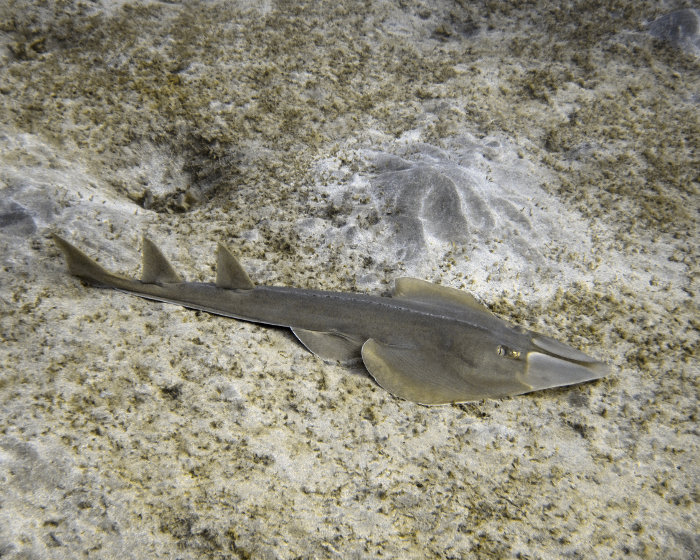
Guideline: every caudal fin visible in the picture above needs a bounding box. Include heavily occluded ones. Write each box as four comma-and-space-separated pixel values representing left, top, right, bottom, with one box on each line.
52, 234, 122, 287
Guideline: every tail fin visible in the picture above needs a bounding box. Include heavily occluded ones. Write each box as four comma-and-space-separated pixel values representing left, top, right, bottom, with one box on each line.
52, 234, 121, 287
51, 233, 135, 288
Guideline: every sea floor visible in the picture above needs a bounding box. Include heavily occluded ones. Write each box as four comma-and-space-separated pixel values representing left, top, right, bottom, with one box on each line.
0, 1, 697, 558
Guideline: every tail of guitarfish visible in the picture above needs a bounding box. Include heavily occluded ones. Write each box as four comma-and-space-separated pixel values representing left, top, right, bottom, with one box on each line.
51, 234, 131, 287
52, 234, 254, 290
52, 233, 187, 289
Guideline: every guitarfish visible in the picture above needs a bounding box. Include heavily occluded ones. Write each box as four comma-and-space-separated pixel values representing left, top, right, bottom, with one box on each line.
53, 235, 609, 405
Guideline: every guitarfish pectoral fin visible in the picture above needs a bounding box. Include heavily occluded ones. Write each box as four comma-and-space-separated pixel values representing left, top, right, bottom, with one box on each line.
292, 328, 365, 363
361, 336, 610, 406
360, 338, 530, 405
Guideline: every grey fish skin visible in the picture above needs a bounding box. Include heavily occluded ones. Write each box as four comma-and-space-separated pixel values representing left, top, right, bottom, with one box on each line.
52, 234, 610, 405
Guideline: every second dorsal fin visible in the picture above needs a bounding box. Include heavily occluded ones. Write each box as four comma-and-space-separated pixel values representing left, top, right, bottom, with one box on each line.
216, 244, 255, 290
142, 237, 182, 284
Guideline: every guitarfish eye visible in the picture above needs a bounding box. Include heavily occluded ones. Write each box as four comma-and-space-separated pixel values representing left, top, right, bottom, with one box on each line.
497, 345, 521, 360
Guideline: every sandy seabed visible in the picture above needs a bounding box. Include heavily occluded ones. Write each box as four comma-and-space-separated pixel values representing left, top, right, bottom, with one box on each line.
0, 1, 697, 558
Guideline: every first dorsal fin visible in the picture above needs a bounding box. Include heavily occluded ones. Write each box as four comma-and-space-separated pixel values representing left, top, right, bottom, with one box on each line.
392, 277, 493, 314
141, 237, 182, 284
216, 244, 254, 290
